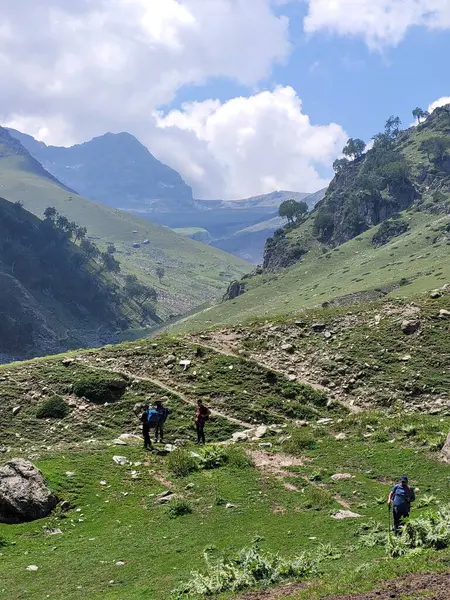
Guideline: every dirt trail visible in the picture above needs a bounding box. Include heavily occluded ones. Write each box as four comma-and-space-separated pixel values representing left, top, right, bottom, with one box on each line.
235, 571, 450, 600
79, 360, 253, 429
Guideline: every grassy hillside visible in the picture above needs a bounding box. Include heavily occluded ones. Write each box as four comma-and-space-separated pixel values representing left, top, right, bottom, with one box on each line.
0, 129, 250, 321
0, 198, 137, 361
0, 302, 449, 599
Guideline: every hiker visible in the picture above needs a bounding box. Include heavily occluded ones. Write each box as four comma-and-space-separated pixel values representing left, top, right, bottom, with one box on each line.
388, 475, 416, 535
140, 403, 160, 450
195, 399, 211, 445
154, 399, 170, 444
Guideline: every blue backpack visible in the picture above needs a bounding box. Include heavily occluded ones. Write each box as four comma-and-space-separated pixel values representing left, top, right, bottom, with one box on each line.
141, 409, 160, 426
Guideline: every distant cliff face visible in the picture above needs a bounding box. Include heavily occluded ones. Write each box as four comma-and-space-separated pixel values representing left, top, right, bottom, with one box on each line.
261, 104, 450, 272
8, 130, 194, 212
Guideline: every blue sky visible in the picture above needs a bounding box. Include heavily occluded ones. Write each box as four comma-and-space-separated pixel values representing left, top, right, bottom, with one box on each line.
173, 2, 450, 146
1, 1, 449, 198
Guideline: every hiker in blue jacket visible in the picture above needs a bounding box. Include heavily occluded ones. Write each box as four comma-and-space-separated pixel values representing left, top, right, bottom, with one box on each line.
140, 403, 160, 450
388, 475, 416, 535
154, 399, 170, 444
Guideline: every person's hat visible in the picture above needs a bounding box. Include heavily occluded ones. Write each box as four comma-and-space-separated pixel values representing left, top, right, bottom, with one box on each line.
399, 475, 409, 482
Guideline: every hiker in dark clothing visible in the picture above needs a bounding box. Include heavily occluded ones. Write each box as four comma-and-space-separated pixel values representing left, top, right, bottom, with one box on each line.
388, 475, 416, 535
140, 404, 152, 449
195, 399, 211, 445
154, 399, 170, 443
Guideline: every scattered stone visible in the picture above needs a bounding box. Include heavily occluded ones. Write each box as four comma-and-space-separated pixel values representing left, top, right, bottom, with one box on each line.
374, 314, 381, 325
253, 425, 268, 439
400, 354, 412, 361
0, 446, 9, 453
185, 483, 195, 490
12, 406, 22, 416
44, 528, 62, 535
441, 432, 450, 464
62, 358, 75, 366
332, 510, 361, 520
26, 565, 39, 572
225, 503, 236, 509
164, 444, 176, 453
288, 374, 296, 382
65, 472, 76, 478
331, 473, 353, 481
232, 431, 250, 443
324, 330, 333, 339
60, 501, 71, 512
430, 290, 442, 299
114, 434, 141, 446
281, 343, 294, 353
179, 360, 191, 371
401, 319, 421, 335
439, 309, 450, 319
116, 561, 126, 567
100, 481, 107, 486
158, 490, 173, 498
164, 355, 176, 366
259, 442, 272, 448
317, 418, 333, 425
113, 456, 129, 466
295, 420, 309, 427
133, 403, 146, 417
335, 433, 347, 440
312, 323, 326, 332
0, 459, 57, 524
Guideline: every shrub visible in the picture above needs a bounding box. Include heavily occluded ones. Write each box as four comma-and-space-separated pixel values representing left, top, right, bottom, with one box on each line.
167, 500, 193, 519
171, 543, 319, 598
282, 429, 317, 455
73, 372, 127, 404
372, 430, 389, 443
224, 446, 253, 469
388, 505, 450, 557
197, 445, 228, 470
301, 486, 334, 510
36, 395, 70, 419
167, 448, 198, 477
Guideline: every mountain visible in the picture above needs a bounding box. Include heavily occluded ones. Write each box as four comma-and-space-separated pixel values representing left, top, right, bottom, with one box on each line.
0, 197, 135, 361
172, 105, 450, 332
211, 189, 326, 263
0, 128, 250, 323
8, 129, 195, 212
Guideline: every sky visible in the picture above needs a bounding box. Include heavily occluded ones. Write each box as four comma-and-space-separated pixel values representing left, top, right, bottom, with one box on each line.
0, 0, 449, 200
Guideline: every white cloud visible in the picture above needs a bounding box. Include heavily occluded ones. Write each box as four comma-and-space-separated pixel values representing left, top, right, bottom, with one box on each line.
0, 0, 290, 146
428, 96, 450, 113
303, 0, 450, 48
153, 86, 348, 198
0, 0, 348, 199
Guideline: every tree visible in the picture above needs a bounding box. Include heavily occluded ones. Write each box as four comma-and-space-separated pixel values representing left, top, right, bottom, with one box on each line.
107, 243, 117, 254
75, 226, 88, 242
420, 136, 450, 163
156, 266, 165, 283
80, 238, 100, 260
385, 116, 402, 140
279, 199, 309, 225
124, 275, 157, 306
56, 214, 70, 233
44, 207, 57, 221
101, 252, 121, 274
342, 138, 366, 160
333, 158, 349, 174
412, 107, 428, 124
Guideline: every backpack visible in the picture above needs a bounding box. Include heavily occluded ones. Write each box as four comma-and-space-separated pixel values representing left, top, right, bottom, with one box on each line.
199, 405, 210, 421
141, 409, 160, 426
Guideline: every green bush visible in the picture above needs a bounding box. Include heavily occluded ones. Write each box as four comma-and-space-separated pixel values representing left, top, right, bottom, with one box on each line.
36, 395, 70, 419
171, 543, 319, 598
167, 499, 193, 519
167, 448, 198, 477
282, 429, 317, 454
301, 486, 334, 510
388, 505, 450, 557
73, 372, 127, 404
197, 445, 228, 470
224, 446, 253, 469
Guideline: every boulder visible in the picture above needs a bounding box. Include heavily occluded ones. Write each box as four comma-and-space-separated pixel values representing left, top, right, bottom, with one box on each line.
332, 510, 361, 520
439, 309, 450, 319
12, 406, 22, 416
401, 319, 421, 335
232, 431, 251, 443
312, 323, 326, 332
441, 432, 450, 464
0, 459, 57, 524
281, 343, 294, 353
164, 355, 176, 366
430, 290, 442, 299
252, 425, 268, 439
331, 473, 353, 481
114, 434, 141, 446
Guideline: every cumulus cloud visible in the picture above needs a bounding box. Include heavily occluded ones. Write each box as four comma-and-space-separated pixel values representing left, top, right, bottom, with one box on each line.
0, 0, 347, 198
428, 96, 450, 113
303, 0, 450, 48
153, 86, 348, 198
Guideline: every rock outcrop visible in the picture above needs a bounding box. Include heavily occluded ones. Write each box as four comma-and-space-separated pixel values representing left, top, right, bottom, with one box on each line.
441, 432, 450, 464
0, 459, 57, 523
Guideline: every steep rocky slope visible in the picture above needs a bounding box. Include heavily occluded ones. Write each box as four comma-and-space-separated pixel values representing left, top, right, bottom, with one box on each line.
0, 198, 132, 362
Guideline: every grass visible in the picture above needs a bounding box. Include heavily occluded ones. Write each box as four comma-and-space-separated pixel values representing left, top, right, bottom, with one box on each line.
173, 208, 450, 332
0, 411, 449, 600
0, 152, 249, 321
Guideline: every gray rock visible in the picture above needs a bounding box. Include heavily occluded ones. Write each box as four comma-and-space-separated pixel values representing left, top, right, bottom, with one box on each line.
0, 459, 57, 524
281, 343, 294, 353
331, 473, 353, 481
60, 500, 71, 512
12, 406, 22, 416
112, 456, 129, 465
312, 323, 326, 332
401, 319, 421, 335
164, 355, 176, 366
0, 446, 9, 453
179, 360, 191, 371
430, 290, 442, 299
133, 403, 146, 417
62, 358, 75, 366
441, 432, 450, 464
439, 309, 450, 319
332, 510, 361, 520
